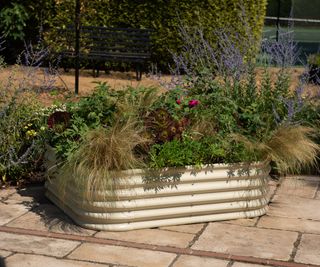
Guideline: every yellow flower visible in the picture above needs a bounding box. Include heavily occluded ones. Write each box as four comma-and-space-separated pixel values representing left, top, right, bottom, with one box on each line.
26, 130, 37, 137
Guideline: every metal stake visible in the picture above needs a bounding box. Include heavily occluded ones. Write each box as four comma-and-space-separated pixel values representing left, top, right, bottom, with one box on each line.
75, 0, 80, 94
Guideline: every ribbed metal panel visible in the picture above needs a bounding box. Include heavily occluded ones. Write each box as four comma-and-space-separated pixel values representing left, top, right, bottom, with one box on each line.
45, 162, 270, 231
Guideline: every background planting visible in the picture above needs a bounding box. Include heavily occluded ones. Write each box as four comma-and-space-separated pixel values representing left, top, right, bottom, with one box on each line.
44, 0, 267, 70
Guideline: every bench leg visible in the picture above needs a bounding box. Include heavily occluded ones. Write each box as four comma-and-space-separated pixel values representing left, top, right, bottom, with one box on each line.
92, 66, 100, 78
136, 64, 142, 81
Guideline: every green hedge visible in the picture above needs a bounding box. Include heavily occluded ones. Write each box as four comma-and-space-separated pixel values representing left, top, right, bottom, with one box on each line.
45, 0, 267, 70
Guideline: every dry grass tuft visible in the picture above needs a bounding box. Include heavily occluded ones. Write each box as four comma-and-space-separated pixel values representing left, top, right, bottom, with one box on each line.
232, 125, 320, 174
57, 118, 150, 201
116, 87, 159, 118
265, 126, 319, 173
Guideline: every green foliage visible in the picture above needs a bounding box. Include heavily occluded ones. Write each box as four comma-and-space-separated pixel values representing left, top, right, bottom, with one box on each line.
45, 0, 267, 70
308, 54, 320, 66
0, 3, 29, 40
148, 136, 254, 169
48, 83, 115, 159
0, 96, 47, 184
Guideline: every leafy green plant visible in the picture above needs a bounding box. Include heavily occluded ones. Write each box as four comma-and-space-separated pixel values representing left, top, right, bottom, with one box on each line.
308, 54, 320, 67
45, 0, 267, 70
0, 3, 29, 41
0, 96, 47, 184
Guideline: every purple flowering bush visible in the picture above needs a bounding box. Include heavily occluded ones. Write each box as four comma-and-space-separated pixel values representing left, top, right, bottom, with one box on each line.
148, 25, 320, 173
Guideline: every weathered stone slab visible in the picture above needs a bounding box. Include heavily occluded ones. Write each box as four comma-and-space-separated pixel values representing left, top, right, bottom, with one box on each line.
295, 234, 320, 265
0, 249, 12, 258
160, 223, 204, 234
7, 204, 95, 236
0, 203, 29, 225
0, 188, 16, 200
276, 178, 319, 199
315, 189, 320, 199
222, 217, 258, 227
0, 232, 79, 257
5, 186, 46, 205
172, 255, 228, 267
258, 215, 320, 234
192, 222, 297, 261
268, 195, 320, 221
95, 228, 194, 248
233, 263, 270, 267
68, 243, 176, 267
5, 254, 109, 267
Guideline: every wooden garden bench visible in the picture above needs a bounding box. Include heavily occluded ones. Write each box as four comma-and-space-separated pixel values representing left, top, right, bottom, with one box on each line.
60, 26, 152, 80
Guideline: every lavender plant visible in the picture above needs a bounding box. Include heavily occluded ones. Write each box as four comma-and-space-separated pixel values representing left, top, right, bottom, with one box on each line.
0, 36, 61, 185
148, 20, 320, 174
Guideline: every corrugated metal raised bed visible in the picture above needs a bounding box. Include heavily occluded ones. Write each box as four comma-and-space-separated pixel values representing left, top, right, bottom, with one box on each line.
45, 162, 270, 231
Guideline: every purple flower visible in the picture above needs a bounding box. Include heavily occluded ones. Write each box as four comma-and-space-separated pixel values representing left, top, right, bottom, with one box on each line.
188, 99, 199, 108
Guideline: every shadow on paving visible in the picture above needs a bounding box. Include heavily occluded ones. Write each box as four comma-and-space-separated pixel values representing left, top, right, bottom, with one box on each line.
14, 186, 87, 234
0, 256, 5, 267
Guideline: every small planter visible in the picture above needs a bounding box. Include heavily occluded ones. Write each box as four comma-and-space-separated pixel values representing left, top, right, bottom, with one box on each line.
45, 153, 270, 231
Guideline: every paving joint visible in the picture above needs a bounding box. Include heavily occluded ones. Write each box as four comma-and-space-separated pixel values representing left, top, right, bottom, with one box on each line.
269, 177, 283, 203
289, 232, 303, 262
0, 225, 319, 267
187, 222, 208, 248
167, 254, 180, 267
313, 182, 320, 199
2, 208, 31, 227
62, 241, 83, 259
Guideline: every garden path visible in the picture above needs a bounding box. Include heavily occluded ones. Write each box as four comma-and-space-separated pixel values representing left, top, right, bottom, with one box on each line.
0, 176, 320, 267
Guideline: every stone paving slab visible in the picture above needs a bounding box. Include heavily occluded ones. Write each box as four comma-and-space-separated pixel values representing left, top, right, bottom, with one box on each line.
276, 178, 319, 199
232, 263, 271, 267
295, 234, 320, 265
222, 217, 258, 227
7, 204, 96, 236
269, 195, 320, 221
172, 255, 228, 267
8, 186, 45, 203
2, 177, 320, 267
0, 203, 29, 225
258, 215, 320, 234
192, 222, 298, 261
160, 223, 204, 234
68, 243, 176, 267
5, 254, 110, 267
0, 232, 80, 257
0, 188, 16, 200
316, 190, 320, 199
0, 249, 13, 258
95, 228, 195, 248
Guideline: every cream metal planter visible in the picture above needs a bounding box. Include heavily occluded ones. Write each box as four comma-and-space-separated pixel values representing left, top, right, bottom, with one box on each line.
45, 161, 271, 231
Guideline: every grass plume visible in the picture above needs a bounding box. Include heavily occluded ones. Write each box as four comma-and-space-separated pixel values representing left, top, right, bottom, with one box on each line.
56, 117, 150, 202
232, 125, 320, 174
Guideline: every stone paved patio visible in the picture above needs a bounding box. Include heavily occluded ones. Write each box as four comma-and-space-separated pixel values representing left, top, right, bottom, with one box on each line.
0, 176, 320, 267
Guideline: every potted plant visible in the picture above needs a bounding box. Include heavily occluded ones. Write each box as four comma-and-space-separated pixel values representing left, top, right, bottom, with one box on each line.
44, 79, 319, 231
44, 28, 320, 231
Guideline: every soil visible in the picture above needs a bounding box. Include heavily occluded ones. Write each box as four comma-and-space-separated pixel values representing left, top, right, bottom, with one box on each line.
0, 66, 319, 106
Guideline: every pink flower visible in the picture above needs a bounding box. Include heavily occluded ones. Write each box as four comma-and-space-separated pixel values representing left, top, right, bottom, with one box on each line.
176, 99, 181, 105
188, 99, 199, 108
